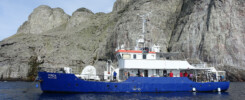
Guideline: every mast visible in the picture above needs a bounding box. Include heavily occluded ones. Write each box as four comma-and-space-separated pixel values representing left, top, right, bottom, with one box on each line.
137, 12, 151, 50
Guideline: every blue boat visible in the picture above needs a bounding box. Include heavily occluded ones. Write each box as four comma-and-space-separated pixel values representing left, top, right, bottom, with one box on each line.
37, 13, 229, 93
38, 72, 229, 92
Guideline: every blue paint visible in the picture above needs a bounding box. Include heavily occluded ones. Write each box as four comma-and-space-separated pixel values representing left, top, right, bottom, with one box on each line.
38, 72, 230, 93
36, 84, 39, 88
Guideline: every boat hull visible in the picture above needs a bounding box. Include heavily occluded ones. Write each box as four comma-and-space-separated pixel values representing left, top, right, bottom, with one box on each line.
38, 72, 229, 93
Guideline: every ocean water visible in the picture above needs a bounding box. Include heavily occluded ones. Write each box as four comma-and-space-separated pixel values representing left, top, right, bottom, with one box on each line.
0, 82, 244, 100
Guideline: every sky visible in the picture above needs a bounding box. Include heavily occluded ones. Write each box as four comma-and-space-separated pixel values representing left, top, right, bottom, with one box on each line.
0, 0, 116, 41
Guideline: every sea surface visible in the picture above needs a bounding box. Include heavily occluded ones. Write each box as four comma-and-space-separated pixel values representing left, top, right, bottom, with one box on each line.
0, 82, 244, 100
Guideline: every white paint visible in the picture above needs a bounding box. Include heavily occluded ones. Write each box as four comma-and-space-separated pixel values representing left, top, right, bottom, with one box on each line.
48, 74, 57, 79
137, 54, 143, 59
77, 65, 100, 80
217, 88, 221, 92
119, 59, 195, 69
192, 87, 196, 92
152, 44, 160, 52
64, 67, 72, 73
146, 54, 156, 59
81, 65, 96, 75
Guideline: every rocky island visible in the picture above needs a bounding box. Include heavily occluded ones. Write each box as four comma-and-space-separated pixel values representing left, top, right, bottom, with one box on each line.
0, 0, 244, 81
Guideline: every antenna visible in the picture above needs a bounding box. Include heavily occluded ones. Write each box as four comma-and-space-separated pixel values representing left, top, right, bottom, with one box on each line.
136, 11, 152, 49
137, 11, 152, 34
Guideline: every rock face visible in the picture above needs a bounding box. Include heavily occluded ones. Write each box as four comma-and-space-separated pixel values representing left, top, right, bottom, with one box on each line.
113, 0, 131, 12
168, 0, 245, 81
17, 5, 70, 34
0, 0, 244, 81
66, 8, 94, 29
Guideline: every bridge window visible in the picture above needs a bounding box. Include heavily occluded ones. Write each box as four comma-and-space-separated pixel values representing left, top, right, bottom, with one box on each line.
133, 54, 136, 59
143, 54, 146, 59
123, 54, 131, 59
156, 69, 159, 75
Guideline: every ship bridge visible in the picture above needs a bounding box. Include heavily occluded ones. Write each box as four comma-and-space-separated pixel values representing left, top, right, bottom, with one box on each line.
115, 49, 199, 78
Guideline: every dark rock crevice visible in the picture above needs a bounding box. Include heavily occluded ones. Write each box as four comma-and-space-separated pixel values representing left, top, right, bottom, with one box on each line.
206, 0, 215, 31
168, 0, 195, 52
1, 42, 16, 47
198, 0, 216, 61
197, 31, 205, 60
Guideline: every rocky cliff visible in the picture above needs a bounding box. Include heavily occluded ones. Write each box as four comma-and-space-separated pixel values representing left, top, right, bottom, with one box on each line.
0, 0, 244, 81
